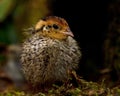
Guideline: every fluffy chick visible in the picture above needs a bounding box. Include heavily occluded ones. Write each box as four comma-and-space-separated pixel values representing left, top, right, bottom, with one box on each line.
20, 16, 81, 87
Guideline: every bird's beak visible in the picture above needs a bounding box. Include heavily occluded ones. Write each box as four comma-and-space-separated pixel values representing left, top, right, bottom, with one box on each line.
60, 30, 74, 37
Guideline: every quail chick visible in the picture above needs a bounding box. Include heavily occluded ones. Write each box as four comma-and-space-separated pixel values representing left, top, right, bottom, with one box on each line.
20, 16, 81, 87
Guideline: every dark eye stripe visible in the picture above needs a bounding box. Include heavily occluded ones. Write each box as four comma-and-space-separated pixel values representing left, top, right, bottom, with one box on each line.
48, 25, 52, 28
53, 24, 59, 29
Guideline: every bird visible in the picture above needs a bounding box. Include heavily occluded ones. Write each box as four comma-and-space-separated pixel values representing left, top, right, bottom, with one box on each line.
20, 16, 81, 88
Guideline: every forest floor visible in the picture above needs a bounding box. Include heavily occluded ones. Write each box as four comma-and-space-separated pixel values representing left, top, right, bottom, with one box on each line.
0, 71, 120, 96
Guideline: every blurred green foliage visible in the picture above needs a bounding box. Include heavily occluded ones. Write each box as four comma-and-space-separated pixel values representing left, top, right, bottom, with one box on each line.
0, 0, 50, 65
0, 24, 17, 44
0, 0, 50, 44
0, 0, 16, 44
0, 0, 15, 22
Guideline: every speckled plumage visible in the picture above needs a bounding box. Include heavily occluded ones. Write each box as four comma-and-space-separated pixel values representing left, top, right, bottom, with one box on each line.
20, 16, 81, 87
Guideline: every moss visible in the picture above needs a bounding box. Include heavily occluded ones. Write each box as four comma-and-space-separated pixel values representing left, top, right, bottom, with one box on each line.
0, 71, 120, 96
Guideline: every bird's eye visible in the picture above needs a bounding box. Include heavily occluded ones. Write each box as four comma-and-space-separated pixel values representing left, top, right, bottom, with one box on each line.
43, 25, 51, 31
53, 24, 59, 29
47, 25, 52, 28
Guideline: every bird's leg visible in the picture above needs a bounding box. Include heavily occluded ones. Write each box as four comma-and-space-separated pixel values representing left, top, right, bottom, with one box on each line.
65, 70, 82, 87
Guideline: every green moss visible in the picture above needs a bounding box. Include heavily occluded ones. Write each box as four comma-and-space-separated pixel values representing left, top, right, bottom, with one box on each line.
0, 72, 120, 96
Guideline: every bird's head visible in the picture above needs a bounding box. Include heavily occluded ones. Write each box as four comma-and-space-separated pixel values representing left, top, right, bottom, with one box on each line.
34, 16, 74, 40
